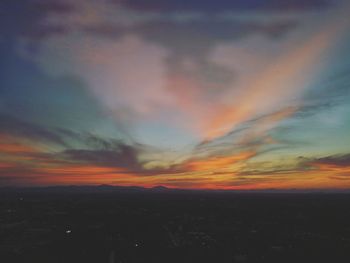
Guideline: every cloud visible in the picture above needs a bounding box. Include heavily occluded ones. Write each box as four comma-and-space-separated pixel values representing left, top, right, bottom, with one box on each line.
113, 19, 296, 41
311, 154, 350, 167
122, 0, 332, 12
238, 153, 350, 178
0, 0, 74, 39
203, 19, 343, 139
60, 147, 142, 171
238, 160, 310, 176
184, 151, 256, 172
0, 114, 186, 180
0, 113, 137, 153
192, 105, 307, 162
0, 113, 66, 146
32, 34, 173, 125
5, 0, 301, 44
16, 0, 342, 148
12, 0, 306, 50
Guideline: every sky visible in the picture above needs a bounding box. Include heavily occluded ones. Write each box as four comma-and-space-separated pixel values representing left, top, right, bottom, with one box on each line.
0, 0, 350, 189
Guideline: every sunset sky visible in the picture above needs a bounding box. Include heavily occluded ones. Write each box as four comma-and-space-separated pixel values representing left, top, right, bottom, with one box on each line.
1, 0, 350, 189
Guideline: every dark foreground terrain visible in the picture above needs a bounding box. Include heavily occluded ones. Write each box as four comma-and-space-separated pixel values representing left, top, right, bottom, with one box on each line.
1, 187, 350, 263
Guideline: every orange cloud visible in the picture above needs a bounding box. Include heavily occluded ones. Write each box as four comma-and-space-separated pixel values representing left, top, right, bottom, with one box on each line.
0, 134, 38, 154
1, 131, 350, 190
204, 24, 340, 140
34, 164, 133, 185
184, 151, 256, 172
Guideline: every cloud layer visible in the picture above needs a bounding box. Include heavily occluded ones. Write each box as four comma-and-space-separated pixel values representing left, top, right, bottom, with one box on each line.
1, 0, 350, 189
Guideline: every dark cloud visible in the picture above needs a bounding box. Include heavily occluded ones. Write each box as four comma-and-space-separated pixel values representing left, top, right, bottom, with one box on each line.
0, 114, 136, 155
193, 107, 300, 158
238, 157, 313, 176
311, 154, 350, 167
123, 20, 297, 58
239, 167, 303, 176
30, 0, 75, 14
85, 17, 297, 41
0, 114, 168, 175
241, 154, 350, 178
71, 18, 300, 75
0, 117, 167, 179
61, 146, 142, 171
59, 146, 187, 176
54, 129, 128, 150
0, 0, 74, 39
83, 134, 123, 150
83, 24, 125, 38
122, 0, 331, 12
0, 113, 66, 146
0, 115, 175, 177
1, 0, 300, 47
291, 102, 335, 119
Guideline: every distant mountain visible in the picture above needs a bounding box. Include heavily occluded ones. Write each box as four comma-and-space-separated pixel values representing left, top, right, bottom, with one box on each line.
0, 184, 173, 194
151, 185, 169, 191
0, 185, 349, 194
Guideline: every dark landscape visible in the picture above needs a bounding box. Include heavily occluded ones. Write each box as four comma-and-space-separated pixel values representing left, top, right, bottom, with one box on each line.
2, 1, 350, 262
1, 187, 350, 263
